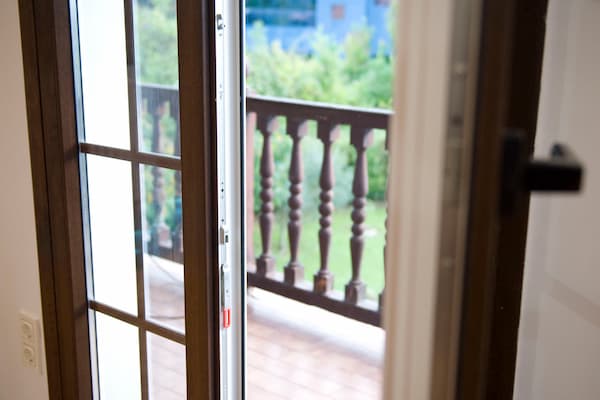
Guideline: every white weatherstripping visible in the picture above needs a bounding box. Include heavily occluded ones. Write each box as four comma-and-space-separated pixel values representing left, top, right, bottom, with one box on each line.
383, 0, 481, 398
214, 0, 243, 399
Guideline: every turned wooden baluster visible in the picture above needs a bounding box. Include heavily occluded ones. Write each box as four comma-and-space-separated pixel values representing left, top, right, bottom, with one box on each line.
256, 115, 278, 276
380, 133, 390, 311
379, 193, 388, 311
345, 126, 374, 304
167, 94, 183, 263
245, 111, 257, 265
284, 118, 308, 285
246, 67, 257, 265
172, 169, 183, 262
313, 122, 340, 294
172, 116, 183, 263
149, 101, 169, 255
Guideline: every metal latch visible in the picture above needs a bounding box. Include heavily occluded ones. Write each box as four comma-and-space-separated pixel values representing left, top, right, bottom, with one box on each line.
501, 129, 584, 214
219, 225, 230, 244
216, 14, 225, 31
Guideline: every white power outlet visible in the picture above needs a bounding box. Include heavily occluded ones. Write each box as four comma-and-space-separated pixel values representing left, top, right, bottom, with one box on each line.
22, 344, 37, 369
19, 311, 40, 372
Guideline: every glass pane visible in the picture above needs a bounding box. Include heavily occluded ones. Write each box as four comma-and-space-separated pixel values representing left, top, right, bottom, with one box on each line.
78, 0, 130, 149
87, 155, 137, 314
96, 313, 141, 400
245, 0, 392, 398
148, 333, 186, 400
135, 0, 181, 156
141, 165, 184, 332
75, 0, 187, 397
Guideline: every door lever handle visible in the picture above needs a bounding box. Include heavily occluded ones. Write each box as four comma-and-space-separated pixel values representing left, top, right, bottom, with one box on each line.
501, 130, 584, 215
524, 143, 583, 192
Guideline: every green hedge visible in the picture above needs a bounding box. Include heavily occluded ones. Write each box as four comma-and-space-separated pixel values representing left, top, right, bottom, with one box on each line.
137, 1, 392, 229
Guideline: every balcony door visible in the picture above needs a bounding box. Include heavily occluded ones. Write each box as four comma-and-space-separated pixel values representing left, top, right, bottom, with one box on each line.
24, 0, 587, 399
19, 0, 242, 399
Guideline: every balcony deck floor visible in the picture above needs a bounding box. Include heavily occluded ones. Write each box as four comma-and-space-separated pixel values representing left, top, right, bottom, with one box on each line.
147, 257, 384, 400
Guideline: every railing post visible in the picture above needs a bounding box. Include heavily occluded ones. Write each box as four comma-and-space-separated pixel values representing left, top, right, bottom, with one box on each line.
171, 170, 183, 263
345, 126, 374, 304
246, 111, 257, 265
172, 118, 183, 263
149, 102, 170, 256
256, 115, 278, 276
380, 134, 390, 311
313, 122, 340, 294
283, 118, 308, 285
380, 191, 388, 311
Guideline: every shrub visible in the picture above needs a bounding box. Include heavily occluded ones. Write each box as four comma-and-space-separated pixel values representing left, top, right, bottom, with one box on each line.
136, 2, 393, 232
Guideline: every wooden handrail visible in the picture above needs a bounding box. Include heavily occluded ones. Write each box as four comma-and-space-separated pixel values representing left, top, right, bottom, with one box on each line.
141, 84, 391, 326
247, 94, 391, 129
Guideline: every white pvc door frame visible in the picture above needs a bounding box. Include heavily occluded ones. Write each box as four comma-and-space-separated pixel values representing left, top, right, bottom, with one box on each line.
214, 0, 244, 399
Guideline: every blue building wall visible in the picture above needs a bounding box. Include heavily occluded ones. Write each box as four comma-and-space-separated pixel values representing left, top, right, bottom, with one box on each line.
316, 0, 367, 44
367, 1, 392, 53
246, 0, 392, 55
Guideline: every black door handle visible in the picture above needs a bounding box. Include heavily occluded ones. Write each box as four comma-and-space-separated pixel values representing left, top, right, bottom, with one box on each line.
524, 143, 583, 192
501, 129, 584, 214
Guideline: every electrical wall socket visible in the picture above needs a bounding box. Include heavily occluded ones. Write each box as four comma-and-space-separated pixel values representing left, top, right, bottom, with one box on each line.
19, 311, 40, 372
21, 319, 35, 345
22, 344, 37, 369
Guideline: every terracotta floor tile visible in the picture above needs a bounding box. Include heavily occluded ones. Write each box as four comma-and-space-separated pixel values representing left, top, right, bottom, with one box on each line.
145, 260, 383, 399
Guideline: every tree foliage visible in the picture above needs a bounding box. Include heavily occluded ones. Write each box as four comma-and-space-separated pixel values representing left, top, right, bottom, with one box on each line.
136, 0, 178, 85
247, 22, 393, 109
136, 2, 392, 228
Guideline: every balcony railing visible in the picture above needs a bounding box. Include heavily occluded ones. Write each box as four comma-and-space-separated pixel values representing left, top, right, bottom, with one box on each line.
142, 84, 391, 327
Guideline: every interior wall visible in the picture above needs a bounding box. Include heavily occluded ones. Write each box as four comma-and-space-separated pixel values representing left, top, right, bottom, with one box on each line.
514, 0, 600, 399
0, 0, 50, 399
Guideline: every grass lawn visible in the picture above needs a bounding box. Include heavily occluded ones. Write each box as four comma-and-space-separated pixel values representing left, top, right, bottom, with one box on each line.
252, 202, 386, 299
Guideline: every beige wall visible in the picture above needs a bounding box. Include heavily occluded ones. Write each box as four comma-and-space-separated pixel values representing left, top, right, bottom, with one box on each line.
0, 0, 50, 399
514, 0, 600, 399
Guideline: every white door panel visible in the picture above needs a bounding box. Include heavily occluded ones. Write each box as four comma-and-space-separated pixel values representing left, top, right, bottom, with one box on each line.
515, 1, 600, 398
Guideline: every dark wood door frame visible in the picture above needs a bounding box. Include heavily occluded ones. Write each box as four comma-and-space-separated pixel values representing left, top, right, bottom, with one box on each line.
177, 1, 221, 398
18, 0, 221, 399
484, 2, 548, 398
19, 0, 93, 398
457, 0, 548, 399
